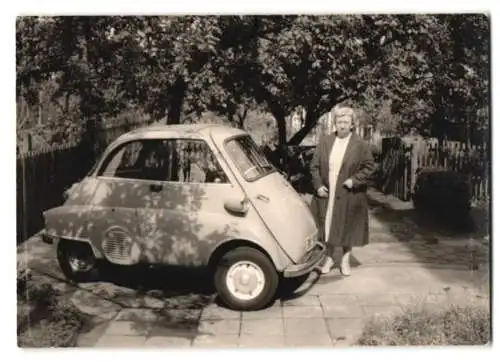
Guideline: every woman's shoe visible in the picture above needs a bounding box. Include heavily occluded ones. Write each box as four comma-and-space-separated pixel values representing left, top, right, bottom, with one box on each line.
340, 252, 351, 276
320, 256, 335, 274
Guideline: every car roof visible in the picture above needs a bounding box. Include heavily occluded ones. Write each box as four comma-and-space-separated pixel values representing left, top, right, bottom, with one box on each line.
114, 122, 247, 144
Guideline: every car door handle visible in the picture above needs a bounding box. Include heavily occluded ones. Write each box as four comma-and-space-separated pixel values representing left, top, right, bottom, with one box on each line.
149, 184, 163, 192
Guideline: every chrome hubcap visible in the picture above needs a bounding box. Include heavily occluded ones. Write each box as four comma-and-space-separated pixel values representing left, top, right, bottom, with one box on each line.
226, 261, 265, 301
67, 250, 94, 273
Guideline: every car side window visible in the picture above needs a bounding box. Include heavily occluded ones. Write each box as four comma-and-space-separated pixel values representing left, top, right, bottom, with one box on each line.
98, 138, 229, 184
176, 139, 229, 184
99, 139, 171, 181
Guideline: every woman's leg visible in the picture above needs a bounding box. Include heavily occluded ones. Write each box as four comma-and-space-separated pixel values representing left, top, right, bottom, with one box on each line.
320, 243, 335, 274
320, 190, 336, 274
340, 246, 352, 276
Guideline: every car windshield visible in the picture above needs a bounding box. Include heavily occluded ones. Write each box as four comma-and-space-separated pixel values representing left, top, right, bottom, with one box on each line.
225, 135, 275, 181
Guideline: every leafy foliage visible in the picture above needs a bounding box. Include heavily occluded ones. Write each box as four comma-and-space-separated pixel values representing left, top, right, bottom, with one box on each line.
370, 14, 490, 140
17, 15, 489, 149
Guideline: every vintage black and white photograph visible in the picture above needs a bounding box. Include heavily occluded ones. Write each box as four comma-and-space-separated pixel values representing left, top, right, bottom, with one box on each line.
15, 12, 491, 348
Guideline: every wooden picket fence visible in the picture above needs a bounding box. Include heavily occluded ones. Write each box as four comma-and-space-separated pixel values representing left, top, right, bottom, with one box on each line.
378, 138, 413, 201
415, 141, 490, 202
378, 138, 490, 202
16, 143, 91, 243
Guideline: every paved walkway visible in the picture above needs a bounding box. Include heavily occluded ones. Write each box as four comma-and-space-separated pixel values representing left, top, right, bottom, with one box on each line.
17, 189, 490, 348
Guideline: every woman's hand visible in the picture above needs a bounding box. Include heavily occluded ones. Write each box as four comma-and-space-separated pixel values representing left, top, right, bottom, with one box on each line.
317, 185, 329, 198
343, 178, 354, 190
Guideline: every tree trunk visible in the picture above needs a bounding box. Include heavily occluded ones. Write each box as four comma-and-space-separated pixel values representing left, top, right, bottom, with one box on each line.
64, 92, 70, 114
227, 112, 235, 127
79, 19, 98, 166
275, 113, 287, 151
269, 109, 288, 172
166, 78, 187, 125
237, 108, 248, 129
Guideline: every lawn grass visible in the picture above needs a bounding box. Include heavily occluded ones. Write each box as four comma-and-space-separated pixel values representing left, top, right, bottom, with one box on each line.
357, 298, 490, 346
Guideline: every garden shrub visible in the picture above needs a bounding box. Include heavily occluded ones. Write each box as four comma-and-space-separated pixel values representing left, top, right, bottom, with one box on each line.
17, 259, 32, 298
370, 142, 383, 163
412, 167, 472, 229
285, 146, 315, 194
18, 281, 84, 347
358, 301, 490, 346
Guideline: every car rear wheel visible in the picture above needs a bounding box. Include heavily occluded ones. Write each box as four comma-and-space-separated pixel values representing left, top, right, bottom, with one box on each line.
57, 241, 98, 283
214, 247, 278, 311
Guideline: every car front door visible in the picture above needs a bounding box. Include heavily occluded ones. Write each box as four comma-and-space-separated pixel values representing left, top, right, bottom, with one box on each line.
135, 138, 243, 267
90, 137, 247, 268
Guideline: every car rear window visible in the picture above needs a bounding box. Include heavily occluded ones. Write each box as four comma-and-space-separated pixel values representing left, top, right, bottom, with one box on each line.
225, 135, 275, 181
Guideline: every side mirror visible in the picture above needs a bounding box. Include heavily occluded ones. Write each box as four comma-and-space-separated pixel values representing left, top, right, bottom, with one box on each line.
224, 196, 249, 216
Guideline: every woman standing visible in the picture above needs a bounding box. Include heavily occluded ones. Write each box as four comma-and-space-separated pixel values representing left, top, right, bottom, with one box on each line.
310, 106, 375, 276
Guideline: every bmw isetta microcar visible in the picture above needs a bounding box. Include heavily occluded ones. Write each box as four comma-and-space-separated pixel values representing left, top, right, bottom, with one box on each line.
42, 124, 325, 310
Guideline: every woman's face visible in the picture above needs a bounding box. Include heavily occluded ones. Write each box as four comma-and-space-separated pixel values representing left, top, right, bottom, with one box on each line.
335, 114, 353, 138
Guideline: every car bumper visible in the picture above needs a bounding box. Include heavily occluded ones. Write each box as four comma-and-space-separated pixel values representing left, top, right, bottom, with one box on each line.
40, 229, 54, 244
282, 242, 327, 278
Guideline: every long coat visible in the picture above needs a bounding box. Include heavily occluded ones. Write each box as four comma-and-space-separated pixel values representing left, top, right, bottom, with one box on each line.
309, 133, 375, 248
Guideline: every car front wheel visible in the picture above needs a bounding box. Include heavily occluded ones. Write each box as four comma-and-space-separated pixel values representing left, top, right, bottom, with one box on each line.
214, 247, 278, 311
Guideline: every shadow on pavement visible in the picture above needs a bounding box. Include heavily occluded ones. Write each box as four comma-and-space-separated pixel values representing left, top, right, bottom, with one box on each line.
365, 191, 490, 290
278, 272, 322, 302
75, 264, 214, 340
367, 192, 489, 242
94, 263, 216, 307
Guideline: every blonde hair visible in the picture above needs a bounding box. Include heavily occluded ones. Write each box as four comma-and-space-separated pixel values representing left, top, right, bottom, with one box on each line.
332, 105, 358, 131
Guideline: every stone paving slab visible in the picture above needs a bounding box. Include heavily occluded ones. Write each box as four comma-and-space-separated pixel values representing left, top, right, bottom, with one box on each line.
198, 319, 240, 335
238, 333, 286, 348
326, 317, 365, 342
283, 305, 323, 319
77, 316, 115, 347
144, 335, 193, 348
94, 335, 147, 348
115, 308, 159, 323
71, 289, 122, 320
145, 325, 196, 347
355, 293, 398, 306
321, 303, 365, 319
285, 332, 333, 347
192, 334, 239, 348
318, 294, 359, 305
361, 304, 404, 318
200, 305, 241, 320
284, 318, 330, 337
307, 265, 489, 296
155, 309, 201, 332
282, 295, 320, 307
241, 318, 283, 335
242, 305, 282, 320
103, 320, 154, 337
